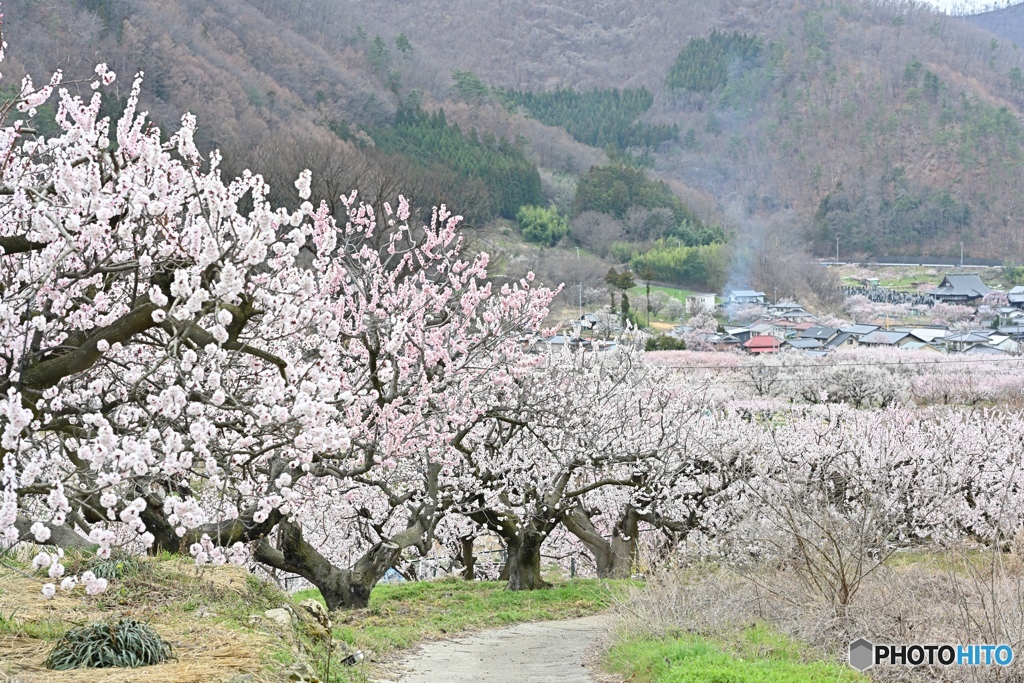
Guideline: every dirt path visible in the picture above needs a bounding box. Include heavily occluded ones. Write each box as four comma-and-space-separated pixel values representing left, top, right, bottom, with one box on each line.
378, 615, 611, 683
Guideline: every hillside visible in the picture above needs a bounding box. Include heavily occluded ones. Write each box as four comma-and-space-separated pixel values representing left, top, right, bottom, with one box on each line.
965, 1, 1024, 47
6, 0, 1024, 271
265, 0, 1024, 260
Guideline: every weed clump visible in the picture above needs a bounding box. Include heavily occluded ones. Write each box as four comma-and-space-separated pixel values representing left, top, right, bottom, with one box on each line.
44, 618, 172, 670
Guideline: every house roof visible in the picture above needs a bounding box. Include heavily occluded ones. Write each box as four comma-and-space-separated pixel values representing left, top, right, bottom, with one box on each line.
799, 326, 839, 340
779, 310, 813, 320
998, 326, 1024, 336
728, 290, 766, 298
907, 328, 949, 343
743, 335, 780, 350
927, 274, 992, 298
962, 344, 1008, 355
785, 338, 824, 349
901, 341, 941, 353
794, 322, 817, 331
842, 324, 879, 336
859, 330, 910, 345
944, 331, 992, 344
826, 332, 856, 347
1009, 286, 1024, 303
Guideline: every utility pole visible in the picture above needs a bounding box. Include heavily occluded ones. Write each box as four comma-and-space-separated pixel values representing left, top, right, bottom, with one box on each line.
576, 247, 582, 319
836, 234, 840, 263
960, 242, 964, 273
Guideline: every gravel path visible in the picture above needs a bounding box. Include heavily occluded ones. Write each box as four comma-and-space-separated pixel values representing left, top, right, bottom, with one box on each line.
378, 615, 611, 683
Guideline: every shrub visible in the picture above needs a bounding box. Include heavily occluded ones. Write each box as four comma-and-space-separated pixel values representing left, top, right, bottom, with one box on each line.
645, 335, 687, 351
45, 619, 172, 670
517, 205, 568, 246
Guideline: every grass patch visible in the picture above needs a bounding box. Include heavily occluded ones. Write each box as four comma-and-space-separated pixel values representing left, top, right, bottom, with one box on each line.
607, 623, 867, 683
629, 284, 698, 305
296, 577, 628, 662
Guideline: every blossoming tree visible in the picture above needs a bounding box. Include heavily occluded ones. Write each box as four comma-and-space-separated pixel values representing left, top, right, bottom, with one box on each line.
0, 47, 553, 608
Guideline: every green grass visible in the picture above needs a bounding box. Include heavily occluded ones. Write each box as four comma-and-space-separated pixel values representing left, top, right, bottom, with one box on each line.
0, 610, 66, 640
295, 578, 628, 666
630, 284, 699, 305
607, 624, 868, 683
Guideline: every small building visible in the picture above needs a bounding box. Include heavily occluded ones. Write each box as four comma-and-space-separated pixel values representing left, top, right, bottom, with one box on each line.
686, 293, 717, 312
842, 324, 879, 338
858, 330, 912, 347
1009, 286, 1024, 309
826, 332, 858, 350
768, 300, 803, 315
927, 274, 992, 303
723, 325, 753, 343
784, 338, 825, 351
727, 290, 767, 305
943, 331, 993, 353
998, 325, 1024, 340
777, 308, 817, 323
749, 322, 786, 341
743, 335, 781, 354
799, 326, 840, 343
905, 328, 950, 344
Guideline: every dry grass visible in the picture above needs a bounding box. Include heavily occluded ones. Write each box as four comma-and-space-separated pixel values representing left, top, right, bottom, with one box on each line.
0, 558, 281, 683
614, 546, 1024, 682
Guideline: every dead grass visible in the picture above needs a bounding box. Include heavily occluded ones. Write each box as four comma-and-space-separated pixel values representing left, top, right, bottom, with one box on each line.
0, 557, 282, 683
614, 546, 1024, 683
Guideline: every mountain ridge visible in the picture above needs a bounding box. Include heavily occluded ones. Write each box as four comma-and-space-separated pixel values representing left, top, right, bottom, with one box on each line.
5, 0, 1024, 262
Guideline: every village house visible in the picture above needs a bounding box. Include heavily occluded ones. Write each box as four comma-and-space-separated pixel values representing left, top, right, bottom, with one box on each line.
784, 338, 825, 351
749, 322, 786, 340
726, 290, 767, 305
798, 326, 841, 344
1009, 286, 1024, 309
842, 324, 879, 338
943, 331, 993, 353
686, 293, 717, 312
927, 273, 992, 303
743, 334, 781, 354
722, 325, 754, 343
767, 300, 803, 315
825, 332, 859, 350
857, 330, 915, 348
902, 328, 949, 345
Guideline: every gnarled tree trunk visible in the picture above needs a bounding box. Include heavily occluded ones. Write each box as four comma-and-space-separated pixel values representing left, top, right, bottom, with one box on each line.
254, 519, 403, 611
503, 528, 551, 591
564, 505, 639, 579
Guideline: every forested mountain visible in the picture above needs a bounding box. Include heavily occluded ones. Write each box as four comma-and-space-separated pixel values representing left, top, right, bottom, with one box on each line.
965, 2, 1024, 49
6, 0, 1024, 263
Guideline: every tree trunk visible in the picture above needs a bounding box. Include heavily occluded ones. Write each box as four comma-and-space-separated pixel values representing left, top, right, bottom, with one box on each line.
253, 520, 399, 611
564, 506, 638, 579
503, 529, 551, 591
14, 515, 92, 549
461, 536, 475, 581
